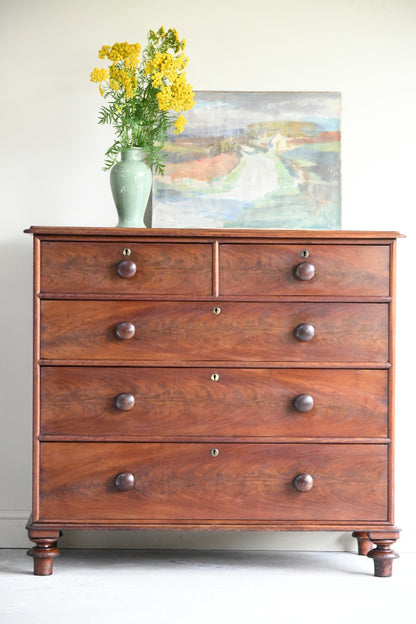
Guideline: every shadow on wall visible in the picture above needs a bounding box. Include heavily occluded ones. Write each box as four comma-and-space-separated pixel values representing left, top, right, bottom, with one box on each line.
0, 236, 33, 507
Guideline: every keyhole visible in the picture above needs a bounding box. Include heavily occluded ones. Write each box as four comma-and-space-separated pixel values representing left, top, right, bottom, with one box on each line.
212, 306, 221, 315
210, 448, 219, 457
122, 248, 132, 256
210, 373, 220, 382
300, 249, 310, 258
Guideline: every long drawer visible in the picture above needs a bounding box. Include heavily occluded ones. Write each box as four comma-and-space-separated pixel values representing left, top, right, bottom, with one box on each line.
38, 442, 388, 522
40, 367, 388, 438
39, 241, 213, 295
40, 301, 388, 362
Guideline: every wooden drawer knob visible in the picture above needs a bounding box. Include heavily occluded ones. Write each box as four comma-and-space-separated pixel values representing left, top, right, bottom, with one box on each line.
115, 392, 135, 411
293, 473, 314, 492
295, 261, 315, 281
294, 323, 315, 341
115, 321, 136, 340
117, 259, 137, 278
115, 472, 135, 491
293, 393, 314, 412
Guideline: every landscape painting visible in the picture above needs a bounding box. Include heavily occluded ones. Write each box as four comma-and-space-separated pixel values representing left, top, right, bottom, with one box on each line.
152, 91, 341, 228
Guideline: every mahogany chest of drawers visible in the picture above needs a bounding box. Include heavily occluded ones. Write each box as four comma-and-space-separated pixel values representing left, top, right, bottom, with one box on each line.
25, 227, 401, 576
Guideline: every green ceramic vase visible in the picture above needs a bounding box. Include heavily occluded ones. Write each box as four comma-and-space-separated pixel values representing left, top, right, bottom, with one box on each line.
110, 148, 152, 227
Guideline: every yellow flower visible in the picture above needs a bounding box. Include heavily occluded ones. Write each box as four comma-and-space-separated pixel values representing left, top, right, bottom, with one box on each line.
98, 45, 110, 59
107, 63, 137, 99
156, 85, 173, 111
170, 72, 195, 111
174, 114, 186, 134
90, 67, 109, 83
145, 60, 152, 75
151, 71, 164, 88
106, 42, 141, 64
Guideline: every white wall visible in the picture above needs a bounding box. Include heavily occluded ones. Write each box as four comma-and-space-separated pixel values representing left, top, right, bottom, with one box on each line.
1, 0, 415, 552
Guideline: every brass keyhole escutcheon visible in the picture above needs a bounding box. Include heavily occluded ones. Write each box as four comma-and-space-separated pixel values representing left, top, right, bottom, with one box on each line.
300, 249, 310, 258
212, 306, 221, 315
210, 373, 220, 382
122, 248, 132, 256
210, 448, 219, 458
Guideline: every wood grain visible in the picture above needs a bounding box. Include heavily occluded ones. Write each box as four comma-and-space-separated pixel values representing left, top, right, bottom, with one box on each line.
25, 226, 403, 240
220, 244, 390, 296
38, 442, 388, 522
40, 301, 389, 362
40, 241, 213, 295
25, 228, 402, 576
40, 367, 388, 438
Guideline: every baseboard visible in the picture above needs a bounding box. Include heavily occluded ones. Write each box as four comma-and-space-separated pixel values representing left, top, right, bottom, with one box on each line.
0, 511, 31, 547
57, 530, 356, 551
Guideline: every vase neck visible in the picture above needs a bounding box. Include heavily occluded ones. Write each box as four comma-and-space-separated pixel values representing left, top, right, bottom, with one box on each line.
121, 148, 147, 162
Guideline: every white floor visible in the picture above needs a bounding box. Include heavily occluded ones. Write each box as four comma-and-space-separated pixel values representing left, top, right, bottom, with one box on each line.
0, 549, 414, 624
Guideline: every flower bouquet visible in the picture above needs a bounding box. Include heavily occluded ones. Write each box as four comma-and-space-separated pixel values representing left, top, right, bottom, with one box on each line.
90, 27, 195, 174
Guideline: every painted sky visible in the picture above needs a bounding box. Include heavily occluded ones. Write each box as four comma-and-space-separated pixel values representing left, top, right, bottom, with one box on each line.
181, 91, 341, 136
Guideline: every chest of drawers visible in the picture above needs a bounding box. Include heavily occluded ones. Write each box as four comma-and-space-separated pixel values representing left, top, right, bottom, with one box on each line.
25, 227, 402, 576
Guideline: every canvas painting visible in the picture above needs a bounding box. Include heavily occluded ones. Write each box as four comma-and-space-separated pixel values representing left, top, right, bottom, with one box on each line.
152, 91, 341, 228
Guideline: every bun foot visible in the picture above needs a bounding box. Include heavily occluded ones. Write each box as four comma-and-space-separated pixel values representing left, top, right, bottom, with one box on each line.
352, 531, 373, 556
366, 529, 400, 577
27, 531, 60, 576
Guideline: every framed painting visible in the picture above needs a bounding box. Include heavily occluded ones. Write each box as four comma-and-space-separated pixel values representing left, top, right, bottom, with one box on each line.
152, 91, 341, 228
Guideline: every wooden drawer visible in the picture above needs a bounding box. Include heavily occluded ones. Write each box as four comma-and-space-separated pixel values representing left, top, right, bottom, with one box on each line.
38, 442, 388, 522
39, 241, 213, 295
220, 244, 390, 296
40, 301, 388, 362
40, 367, 388, 438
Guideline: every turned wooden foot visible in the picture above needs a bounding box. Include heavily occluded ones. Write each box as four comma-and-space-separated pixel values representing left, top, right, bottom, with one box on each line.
27, 531, 60, 575
366, 530, 400, 577
352, 531, 373, 556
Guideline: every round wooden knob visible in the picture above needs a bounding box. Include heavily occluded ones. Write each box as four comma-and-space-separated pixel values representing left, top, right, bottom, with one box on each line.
293, 393, 314, 412
294, 473, 314, 492
294, 323, 315, 342
115, 321, 135, 340
115, 392, 135, 411
114, 472, 135, 491
117, 259, 137, 278
295, 261, 316, 281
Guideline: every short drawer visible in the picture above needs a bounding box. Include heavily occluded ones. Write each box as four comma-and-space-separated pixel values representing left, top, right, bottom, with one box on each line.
39, 241, 212, 295
220, 244, 390, 296
40, 301, 389, 362
38, 442, 388, 522
40, 367, 388, 438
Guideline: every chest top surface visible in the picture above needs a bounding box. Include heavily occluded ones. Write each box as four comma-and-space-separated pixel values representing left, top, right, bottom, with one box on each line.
25, 226, 403, 239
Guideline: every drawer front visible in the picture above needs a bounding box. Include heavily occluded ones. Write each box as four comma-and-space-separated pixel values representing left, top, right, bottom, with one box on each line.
220, 244, 390, 296
40, 301, 388, 362
38, 442, 388, 522
40, 367, 388, 438
39, 241, 213, 295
